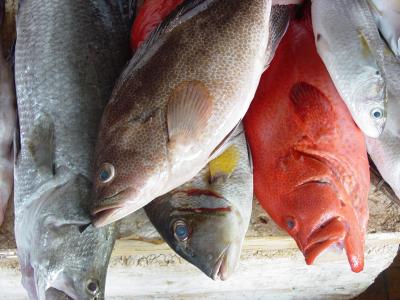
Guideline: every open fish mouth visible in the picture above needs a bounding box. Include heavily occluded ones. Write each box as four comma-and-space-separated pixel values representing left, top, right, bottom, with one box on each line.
211, 245, 236, 281
303, 217, 346, 265
91, 204, 124, 228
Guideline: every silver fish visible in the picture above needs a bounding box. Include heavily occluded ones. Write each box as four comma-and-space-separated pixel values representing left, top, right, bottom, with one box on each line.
366, 43, 400, 199
90, 0, 272, 227
0, 10, 16, 226
312, 0, 387, 138
145, 125, 252, 281
14, 0, 130, 299
368, 0, 400, 58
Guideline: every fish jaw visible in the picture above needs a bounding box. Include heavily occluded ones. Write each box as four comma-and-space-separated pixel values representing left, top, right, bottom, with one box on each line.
91, 187, 148, 227
302, 217, 346, 265
211, 243, 241, 281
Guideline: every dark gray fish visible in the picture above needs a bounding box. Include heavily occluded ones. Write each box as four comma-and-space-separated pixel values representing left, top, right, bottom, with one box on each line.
14, 0, 131, 299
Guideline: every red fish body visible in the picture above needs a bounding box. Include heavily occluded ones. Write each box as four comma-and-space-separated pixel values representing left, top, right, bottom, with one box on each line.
130, 0, 184, 51
243, 7, 370, 273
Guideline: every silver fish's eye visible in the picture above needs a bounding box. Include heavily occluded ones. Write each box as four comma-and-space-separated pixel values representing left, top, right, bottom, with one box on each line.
99, 163, 115, 183
173, 220, 189, 242
86, 279, 99, 295
370, 108, 384, 120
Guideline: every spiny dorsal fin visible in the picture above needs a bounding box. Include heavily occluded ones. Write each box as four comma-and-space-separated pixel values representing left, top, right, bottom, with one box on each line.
167, 81, 212, 146
116, 0, 213, 90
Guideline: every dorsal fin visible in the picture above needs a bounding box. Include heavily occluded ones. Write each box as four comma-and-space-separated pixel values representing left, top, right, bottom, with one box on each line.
116, 0, 214, 91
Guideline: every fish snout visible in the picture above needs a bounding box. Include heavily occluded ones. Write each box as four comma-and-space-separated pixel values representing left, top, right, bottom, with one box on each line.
211, 244, 240, 281
302, 217, 346, 265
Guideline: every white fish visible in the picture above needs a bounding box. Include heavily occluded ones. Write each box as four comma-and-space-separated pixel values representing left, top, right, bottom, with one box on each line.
366, 44, 400, 198
368, 0, 400, 57
312, 0, 387, 138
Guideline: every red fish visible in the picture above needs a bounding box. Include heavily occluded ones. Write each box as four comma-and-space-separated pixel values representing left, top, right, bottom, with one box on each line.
243, 5, 370, 273
130, 0, 184, 51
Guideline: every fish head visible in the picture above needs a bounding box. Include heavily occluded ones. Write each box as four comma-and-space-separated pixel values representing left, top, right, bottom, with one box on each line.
145, 189, 245, 281
352, 71, 387, 138
21, 174, 116, 300
275, 173, 365, 272
91, 107, 168, 227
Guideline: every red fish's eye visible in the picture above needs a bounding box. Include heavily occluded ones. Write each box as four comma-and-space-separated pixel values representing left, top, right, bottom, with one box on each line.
285, 217, 296, 230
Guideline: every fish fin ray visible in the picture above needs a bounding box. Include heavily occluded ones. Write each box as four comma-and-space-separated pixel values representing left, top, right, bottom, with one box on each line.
117, 0, 213, 88
290, 81, 335, 135
208, 122, 243, 162
209, 145, 240, 183
27, 114, 55, 176
167, 81, 212, 145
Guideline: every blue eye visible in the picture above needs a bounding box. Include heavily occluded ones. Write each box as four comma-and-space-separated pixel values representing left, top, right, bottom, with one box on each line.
173, 220, 189, 241
371, 108, 383, 120
98, 163, 115, 183
286, 217, 296, 230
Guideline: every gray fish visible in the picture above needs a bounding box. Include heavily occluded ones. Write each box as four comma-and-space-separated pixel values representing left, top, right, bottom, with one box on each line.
0, 2, 16, 226
90, 0, 272, 227
366, 42, 400, 199
312, 0, 388, 138
368, 0, 400, 58
14, 0, 130, 299
145, 125, 252, 281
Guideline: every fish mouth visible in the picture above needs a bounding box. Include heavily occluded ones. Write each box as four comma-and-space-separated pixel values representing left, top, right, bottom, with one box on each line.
211, 245, 237, 281
303, 217, 346, 265
91, 205, 124, 228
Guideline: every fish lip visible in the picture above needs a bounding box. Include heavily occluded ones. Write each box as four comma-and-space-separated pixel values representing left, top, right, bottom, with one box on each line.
211, 245, 232, 281
302, 217, 346, 265
91, 206, 123, 228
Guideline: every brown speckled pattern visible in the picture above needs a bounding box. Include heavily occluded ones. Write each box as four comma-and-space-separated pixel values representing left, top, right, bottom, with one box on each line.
92, 0, 271, 217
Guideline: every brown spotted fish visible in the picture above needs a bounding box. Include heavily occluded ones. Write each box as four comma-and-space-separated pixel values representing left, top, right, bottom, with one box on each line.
91, 0, 272, 227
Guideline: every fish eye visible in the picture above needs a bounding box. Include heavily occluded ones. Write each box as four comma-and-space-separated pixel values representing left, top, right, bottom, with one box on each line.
86, 279, 99, 295
286, 217, 296, 230
98, 163, 115, 183
370, 108, 383, 120
173, 220, 189, 242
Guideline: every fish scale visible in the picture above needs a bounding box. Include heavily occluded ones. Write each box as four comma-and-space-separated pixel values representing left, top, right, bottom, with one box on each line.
14, 0, 130, 299
312, 0, 387, 138
91, 0, 272, 227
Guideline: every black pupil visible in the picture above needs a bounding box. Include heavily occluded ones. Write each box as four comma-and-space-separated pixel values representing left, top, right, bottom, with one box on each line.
287, 220, 295, 229
175, 224, 188, 239
87, 282, 98, 292
373, 110, 381, 118
100, 170, 109, 181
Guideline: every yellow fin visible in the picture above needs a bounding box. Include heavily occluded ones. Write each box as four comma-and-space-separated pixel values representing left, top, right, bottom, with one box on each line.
209, 145, 240, 183
358, 28, 373, 59
167, 81, 212, 145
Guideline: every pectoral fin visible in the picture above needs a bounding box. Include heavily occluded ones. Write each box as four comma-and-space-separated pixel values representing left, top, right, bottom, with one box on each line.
209, 145, 240, 183
167, 81, 212, 149
27, 114, 55, 176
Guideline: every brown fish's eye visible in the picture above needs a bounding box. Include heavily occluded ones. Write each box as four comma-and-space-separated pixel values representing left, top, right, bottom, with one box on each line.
98, 163, 115, 183
173, 220, 190, 242
86, 279, 99, 295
